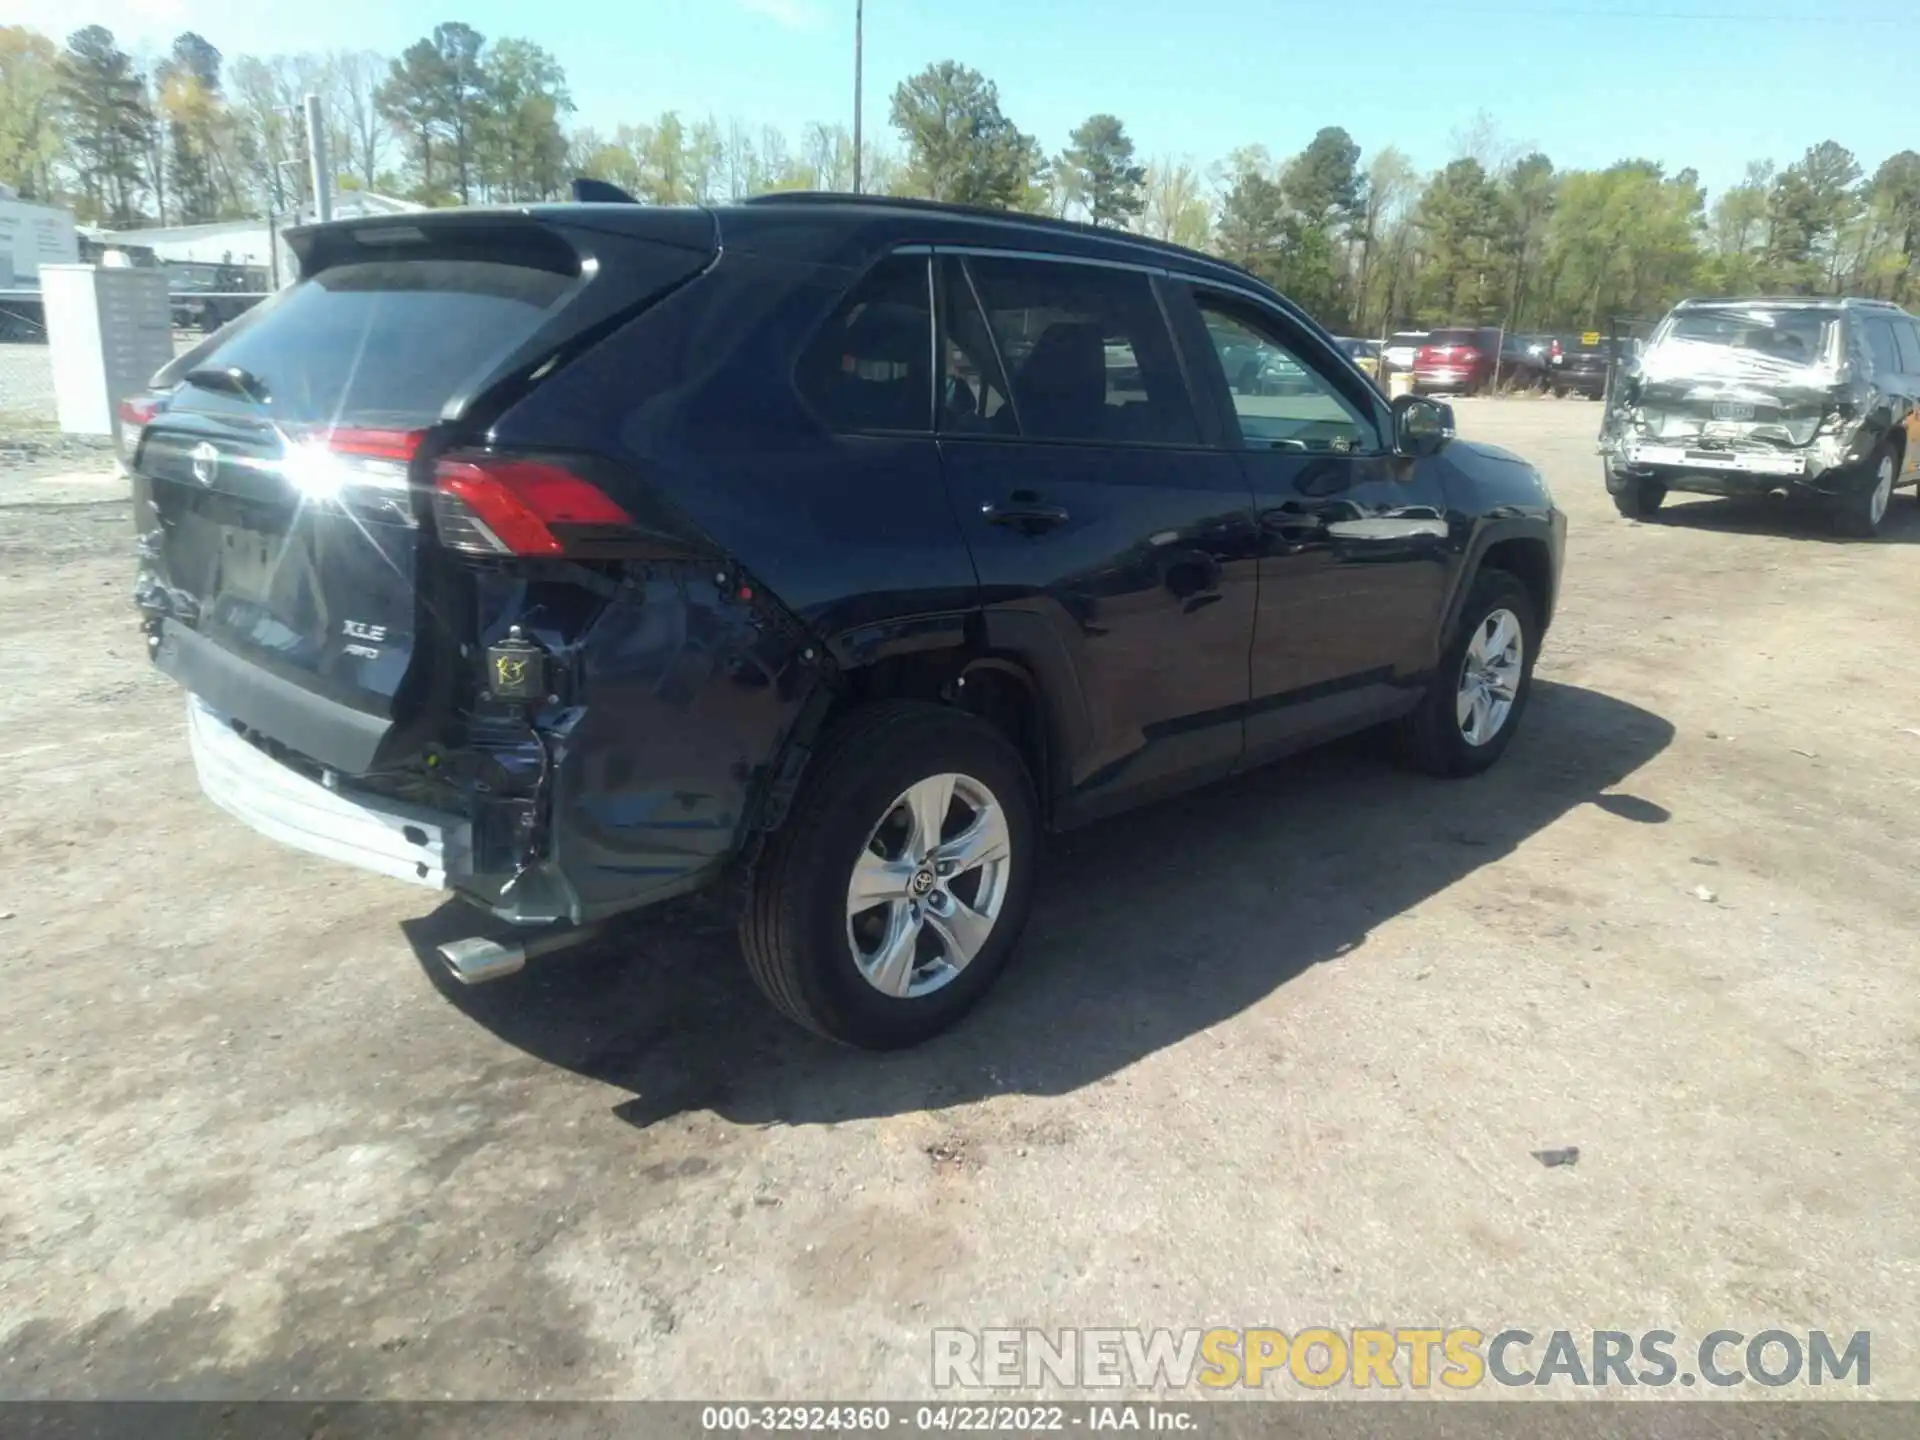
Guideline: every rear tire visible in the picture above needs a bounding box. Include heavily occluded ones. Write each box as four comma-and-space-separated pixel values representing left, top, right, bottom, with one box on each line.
1395, 568, 1539, 778
1610, 469, 1667, 519
740, 701, 1039, 1049
1833, 447, 1897, 539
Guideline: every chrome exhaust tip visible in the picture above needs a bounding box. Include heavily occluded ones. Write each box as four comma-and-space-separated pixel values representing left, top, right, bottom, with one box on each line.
436, 936, 527, 985
435, 925, 601, 986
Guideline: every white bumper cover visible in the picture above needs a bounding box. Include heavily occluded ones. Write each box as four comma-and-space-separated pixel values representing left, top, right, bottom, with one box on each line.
186, 697, 471, 889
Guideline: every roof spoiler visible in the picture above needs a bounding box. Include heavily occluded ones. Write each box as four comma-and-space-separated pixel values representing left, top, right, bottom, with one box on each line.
571, 177, 640, 205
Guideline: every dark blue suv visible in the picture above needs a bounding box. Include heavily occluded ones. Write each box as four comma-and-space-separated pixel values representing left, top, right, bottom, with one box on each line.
125, 193, 1566, 1048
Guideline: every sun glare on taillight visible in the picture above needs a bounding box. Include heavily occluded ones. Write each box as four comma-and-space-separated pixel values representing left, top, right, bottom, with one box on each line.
431, 453, 634, 556
115, 393, 164, 464
276, 425, 424, 502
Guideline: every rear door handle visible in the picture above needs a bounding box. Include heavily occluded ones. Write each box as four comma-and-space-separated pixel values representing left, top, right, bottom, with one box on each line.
982, 500, 1070, 533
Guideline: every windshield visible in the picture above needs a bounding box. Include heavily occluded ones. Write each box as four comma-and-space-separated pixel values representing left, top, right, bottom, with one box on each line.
1658, 307, 1838, 367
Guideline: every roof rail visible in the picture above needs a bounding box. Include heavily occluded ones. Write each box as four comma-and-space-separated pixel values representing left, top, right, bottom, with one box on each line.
736, 190, 1238, 273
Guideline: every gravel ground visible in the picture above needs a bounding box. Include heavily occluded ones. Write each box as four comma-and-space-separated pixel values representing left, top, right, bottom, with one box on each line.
1, 399, 1917, 1403
0, 335, 195, 480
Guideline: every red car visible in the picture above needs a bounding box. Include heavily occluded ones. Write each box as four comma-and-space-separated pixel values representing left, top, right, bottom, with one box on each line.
1413, 327, 1503, 395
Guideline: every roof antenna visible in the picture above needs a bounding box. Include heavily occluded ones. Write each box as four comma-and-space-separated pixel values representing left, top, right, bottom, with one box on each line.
571, 177, 639, 205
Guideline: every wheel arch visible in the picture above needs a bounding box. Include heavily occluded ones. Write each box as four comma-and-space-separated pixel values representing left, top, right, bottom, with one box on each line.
761, 640, 1075, 840
1440, 517, 1560, 649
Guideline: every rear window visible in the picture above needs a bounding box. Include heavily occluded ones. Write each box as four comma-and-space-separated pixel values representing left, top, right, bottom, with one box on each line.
794, 253, 932, 433
181, 259, 574, 426
1427, 329, 1483, 346
1661, 307, 1837, 366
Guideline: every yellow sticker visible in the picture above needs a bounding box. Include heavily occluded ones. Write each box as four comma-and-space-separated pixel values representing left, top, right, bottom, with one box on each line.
1581, 331, 1601, 345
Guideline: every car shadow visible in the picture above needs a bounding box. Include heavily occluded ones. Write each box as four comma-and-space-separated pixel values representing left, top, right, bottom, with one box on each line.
1649, 491, 1920, 543
404, 680, 1674, 1130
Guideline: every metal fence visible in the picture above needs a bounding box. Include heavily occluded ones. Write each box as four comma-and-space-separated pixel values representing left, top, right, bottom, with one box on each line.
0, 334, 200, 472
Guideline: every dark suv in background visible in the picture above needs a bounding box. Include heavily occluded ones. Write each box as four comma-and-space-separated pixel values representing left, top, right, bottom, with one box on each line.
1547, 333, 1611, 398
123, 194, 1565, 1049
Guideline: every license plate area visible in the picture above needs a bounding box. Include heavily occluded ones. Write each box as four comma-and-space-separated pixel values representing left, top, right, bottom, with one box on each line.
215, 521, 282, 606
1712, 400, 1756, 422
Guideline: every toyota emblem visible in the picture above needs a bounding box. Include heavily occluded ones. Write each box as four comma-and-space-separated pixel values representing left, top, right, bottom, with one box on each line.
190, 441, 219, 486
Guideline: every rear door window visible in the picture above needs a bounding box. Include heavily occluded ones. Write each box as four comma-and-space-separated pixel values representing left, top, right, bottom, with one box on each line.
795, 253, 933, 434
1893, 318, 1920, 373
963, 255, 1198, 447
1863, 317, 1901, 375
938, 258, 1017, 434
176, 259, 574, 426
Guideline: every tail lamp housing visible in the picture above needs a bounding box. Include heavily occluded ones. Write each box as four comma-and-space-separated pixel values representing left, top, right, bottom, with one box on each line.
431, 452, 637, 557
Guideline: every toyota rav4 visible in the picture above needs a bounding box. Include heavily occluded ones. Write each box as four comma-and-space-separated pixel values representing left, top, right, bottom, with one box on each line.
1599, 296, 1920, 536
123, 193, 1566, 1049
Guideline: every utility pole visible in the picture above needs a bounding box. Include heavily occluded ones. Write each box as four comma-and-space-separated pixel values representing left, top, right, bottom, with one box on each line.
304, 92, 332, 224
852, 0, 864, 195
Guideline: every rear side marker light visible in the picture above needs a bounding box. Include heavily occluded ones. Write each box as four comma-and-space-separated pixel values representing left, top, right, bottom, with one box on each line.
432, 454, 634, 556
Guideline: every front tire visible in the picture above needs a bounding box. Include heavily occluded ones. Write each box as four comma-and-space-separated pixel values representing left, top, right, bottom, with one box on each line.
1395, 568, 1539, 777
1833, 447, 1897, 538
740, 702, 1039, 1049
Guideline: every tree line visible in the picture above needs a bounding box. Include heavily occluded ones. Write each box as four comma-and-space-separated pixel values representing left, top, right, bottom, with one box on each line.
4, 21, 1918, 332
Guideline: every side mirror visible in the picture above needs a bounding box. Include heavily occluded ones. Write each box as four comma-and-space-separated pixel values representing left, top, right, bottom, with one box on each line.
1392, 393, 1454, 458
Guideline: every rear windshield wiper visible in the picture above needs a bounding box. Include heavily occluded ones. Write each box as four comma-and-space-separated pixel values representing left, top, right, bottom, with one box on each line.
183, 364, 272, 406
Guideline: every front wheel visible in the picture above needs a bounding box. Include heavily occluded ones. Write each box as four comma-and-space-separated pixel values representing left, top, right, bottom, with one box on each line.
1394, 569, 1540, 777
1832, 448, 1897, 538
740, 702, 1039, 1049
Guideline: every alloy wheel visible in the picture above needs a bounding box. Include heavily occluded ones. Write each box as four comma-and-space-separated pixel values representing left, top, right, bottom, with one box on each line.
1457, 608, 1524, 747
1869, 455, 1894, 529
845, 772, 1013, 999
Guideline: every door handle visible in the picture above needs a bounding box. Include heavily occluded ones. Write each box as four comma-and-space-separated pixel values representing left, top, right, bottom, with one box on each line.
983, 499, 1070, 533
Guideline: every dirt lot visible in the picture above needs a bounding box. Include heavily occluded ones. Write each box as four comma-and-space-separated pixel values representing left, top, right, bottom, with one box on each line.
2, 398, 1917, 1401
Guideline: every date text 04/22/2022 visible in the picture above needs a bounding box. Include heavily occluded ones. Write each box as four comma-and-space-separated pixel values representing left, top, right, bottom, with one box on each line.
699, 1404, 1195, 1431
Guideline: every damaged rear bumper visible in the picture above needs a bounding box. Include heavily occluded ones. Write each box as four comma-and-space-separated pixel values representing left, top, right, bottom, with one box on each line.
1603, 430, 1869, 499
187, 697, 471, 889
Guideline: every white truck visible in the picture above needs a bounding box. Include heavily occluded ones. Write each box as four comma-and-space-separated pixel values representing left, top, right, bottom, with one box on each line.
0, 190, 82, 340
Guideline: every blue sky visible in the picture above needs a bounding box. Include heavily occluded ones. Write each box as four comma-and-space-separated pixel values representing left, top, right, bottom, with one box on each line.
18, 0, 1915, 197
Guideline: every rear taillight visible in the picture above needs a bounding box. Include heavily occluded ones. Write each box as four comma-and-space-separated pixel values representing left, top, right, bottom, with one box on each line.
322, 429, 425, 462
432, 453, 635, 556
1550, 340, 1563, 362
278, 426, 423, 504
116, 393, 164, 465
